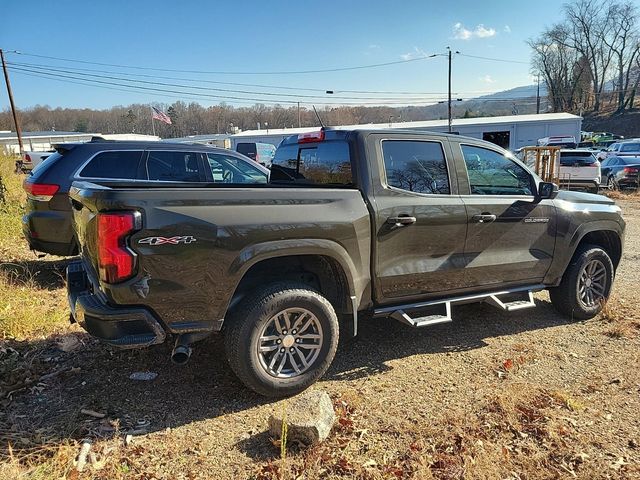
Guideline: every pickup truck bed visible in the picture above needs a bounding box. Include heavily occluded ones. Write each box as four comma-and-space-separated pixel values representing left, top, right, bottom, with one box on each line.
68, 128, 624, 397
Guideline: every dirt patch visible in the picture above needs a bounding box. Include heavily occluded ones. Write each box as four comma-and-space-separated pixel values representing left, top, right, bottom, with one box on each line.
1, 192, 640, 478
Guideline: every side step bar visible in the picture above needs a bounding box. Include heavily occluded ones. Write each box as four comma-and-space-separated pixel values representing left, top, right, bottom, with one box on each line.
376, 284, 544, 328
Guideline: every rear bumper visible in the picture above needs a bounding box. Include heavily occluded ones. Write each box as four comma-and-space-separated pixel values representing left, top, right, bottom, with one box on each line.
22, 211, 77, 256
558, 179, 599, 190
67, 261, 166, 348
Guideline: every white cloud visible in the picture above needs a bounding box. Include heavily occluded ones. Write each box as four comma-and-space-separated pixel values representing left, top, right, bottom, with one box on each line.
479, 75, 495, 84
452, 22, 497, 40
368, 44, 380, 49
400, 46, 428, 60
504, 25, 511, 34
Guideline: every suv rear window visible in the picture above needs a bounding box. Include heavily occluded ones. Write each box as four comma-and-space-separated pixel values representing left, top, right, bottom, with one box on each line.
236, 143, 257, 156
620, 143, 640, 152
79, 151, 143, 179
271, 141, 353, 186
559, 152, 597, 166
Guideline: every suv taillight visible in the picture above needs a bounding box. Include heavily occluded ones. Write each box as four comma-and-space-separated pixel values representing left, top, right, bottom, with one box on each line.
23, 180, 60, 201
23, 153, 32, 163
623, 167, 639, 174
97, 212, 139, 284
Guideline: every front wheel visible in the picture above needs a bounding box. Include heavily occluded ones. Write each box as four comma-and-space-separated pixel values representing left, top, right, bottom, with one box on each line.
549, 244, 614, 320
224, 283, 339, 397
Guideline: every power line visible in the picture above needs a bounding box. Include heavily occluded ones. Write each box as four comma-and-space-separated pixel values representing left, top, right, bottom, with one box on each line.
8, 50, 442, 75
8, 60, 456, 96
6, 62, 452, 101
458, 53, 530, 65
8, 66, 456, 106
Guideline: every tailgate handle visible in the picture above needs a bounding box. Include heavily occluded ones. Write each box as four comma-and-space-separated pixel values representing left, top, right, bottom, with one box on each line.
387, 215, 417, 227
472, 213, 497, 223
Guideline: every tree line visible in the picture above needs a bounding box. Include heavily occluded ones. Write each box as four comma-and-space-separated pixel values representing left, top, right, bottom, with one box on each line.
530, 0, 640, 113
0, 100, 532, 138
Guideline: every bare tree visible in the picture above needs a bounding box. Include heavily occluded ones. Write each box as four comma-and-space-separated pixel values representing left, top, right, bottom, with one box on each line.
602, 1, 640, 111
562, 0, 617, 112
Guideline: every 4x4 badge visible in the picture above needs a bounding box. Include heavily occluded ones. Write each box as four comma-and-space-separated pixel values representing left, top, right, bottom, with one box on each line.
138, 236, 197, 245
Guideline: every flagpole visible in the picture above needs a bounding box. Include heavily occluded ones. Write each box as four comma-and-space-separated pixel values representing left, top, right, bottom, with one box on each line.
150, 107, 156, 136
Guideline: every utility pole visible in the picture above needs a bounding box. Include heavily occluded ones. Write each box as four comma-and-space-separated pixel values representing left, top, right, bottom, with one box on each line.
447, 47, 458, 133
536, 74, 541, 114
1, 49, 24, 156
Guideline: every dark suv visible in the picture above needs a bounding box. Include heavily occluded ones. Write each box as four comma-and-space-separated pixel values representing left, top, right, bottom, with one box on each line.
23, 140, 269, 256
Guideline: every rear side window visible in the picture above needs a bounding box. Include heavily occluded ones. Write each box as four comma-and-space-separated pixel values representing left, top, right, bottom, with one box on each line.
271, 141, 353, 185
382, 140, 450, 194
31, 152, 62, 175
145, 151, 202, 181
79, 151, 143, 179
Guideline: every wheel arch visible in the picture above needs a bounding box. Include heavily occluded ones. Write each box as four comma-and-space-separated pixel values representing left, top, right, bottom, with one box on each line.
224, 239, 369, 334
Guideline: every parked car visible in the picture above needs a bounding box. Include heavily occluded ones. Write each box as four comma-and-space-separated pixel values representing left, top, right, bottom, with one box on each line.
597, 140, 640, 161
558, 149, 601, 193
600, 156, 640, 189
67, 128, 624, 397
23, 140, 268, 256
15, 150, 54, 173
235, 142, 276, 167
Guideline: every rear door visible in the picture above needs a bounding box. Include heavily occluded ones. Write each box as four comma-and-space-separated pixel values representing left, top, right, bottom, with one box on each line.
368, 134, 469, 303
453, 142, 556, 288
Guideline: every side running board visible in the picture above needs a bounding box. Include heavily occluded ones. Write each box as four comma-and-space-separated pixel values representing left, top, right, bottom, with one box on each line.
486, 291, 536, 311
377, 285, 542, 328
390, 303, 452, 327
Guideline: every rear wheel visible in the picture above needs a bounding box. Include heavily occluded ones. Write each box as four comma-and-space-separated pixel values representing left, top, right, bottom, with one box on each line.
607, 176, 617, 190
549, 244, 614, 320
224, 283, 339, 397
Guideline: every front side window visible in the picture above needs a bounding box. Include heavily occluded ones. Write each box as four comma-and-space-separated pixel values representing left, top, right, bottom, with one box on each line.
206, 153, 268, 183
461, 145, 533, 196
79, 151, 143, 179
145, 151, 201, 182
382, 140, 450, 194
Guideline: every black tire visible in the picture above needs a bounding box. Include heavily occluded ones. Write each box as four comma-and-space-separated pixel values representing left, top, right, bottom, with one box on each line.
588, 186, 599, 194
607, 176, 618, 190
224, 282, 339, 397
549, 244, 614, 320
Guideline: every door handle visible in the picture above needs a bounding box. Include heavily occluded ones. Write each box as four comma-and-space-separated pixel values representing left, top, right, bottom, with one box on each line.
471, 214, 497, 224
386, 215, 417, 227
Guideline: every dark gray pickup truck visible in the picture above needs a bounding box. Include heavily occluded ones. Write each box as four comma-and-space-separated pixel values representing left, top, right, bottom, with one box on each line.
67, 128, 625, 397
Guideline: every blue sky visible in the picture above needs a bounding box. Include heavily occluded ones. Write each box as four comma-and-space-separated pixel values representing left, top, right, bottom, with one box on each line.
2, 0, 567, 109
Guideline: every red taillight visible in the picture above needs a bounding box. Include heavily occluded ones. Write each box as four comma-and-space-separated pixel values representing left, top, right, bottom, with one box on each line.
623, 167, 639, 174
23, 180, 60, 201
24, 154, 32, 162
298, 130, 325, 143
97, 212, 138, 284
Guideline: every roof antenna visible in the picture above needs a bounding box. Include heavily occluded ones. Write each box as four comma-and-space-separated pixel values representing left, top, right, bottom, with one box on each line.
312, 105, 325, 128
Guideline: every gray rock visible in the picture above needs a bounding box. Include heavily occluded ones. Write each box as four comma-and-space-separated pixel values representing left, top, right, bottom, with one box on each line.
268, 390, 335, 446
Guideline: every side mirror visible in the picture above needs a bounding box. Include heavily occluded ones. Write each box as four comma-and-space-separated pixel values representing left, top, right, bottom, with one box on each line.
538, 181, 558, 200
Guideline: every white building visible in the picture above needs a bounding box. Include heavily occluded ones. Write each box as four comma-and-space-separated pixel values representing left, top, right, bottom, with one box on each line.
231, 113, 582, 152
0, 131, 160, 155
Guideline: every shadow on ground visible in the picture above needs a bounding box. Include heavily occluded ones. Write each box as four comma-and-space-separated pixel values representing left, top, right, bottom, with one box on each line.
0, 297, 573, 461
0, 257, 75, 290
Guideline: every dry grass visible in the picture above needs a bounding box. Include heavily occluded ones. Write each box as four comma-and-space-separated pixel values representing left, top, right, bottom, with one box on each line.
0, 156, 72, 340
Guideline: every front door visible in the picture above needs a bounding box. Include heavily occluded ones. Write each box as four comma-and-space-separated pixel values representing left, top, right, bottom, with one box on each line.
456, 143, 556, 288
371, 136, 469, 304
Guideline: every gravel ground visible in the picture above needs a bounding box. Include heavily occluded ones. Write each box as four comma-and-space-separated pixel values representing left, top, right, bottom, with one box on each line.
2, 199, 639, 479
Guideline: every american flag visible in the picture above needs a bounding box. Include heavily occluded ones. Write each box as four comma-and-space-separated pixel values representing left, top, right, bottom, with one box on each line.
151, 106, 172, 125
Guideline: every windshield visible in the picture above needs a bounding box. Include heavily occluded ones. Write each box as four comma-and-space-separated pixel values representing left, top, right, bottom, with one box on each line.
559, 152, 596, 166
